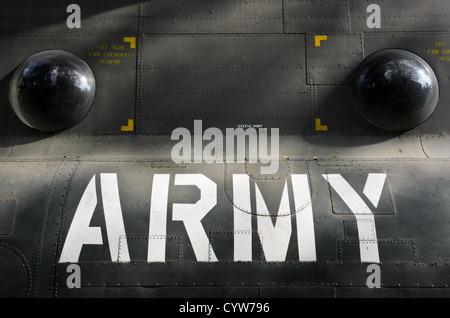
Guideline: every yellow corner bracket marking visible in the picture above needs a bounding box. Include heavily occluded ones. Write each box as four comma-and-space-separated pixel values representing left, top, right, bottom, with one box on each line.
121, 119, 134, 132
315, 118, 328, 131
315, 35, 328, 47
124, 37, 136, 49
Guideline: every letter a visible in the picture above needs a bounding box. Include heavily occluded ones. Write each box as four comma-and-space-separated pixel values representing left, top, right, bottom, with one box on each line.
67, 4, 81, 29
171, 127, 192, 163
59, 174, 130, 263
66, 264, 81, 289
366, 4, 381, 29
366, 264, 381, 288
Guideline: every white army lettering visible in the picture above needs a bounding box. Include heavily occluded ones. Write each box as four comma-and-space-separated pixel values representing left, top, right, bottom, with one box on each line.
59, 172, 386, 264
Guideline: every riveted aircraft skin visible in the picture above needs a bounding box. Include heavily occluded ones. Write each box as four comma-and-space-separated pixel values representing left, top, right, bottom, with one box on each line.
1, 0, 450, 298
